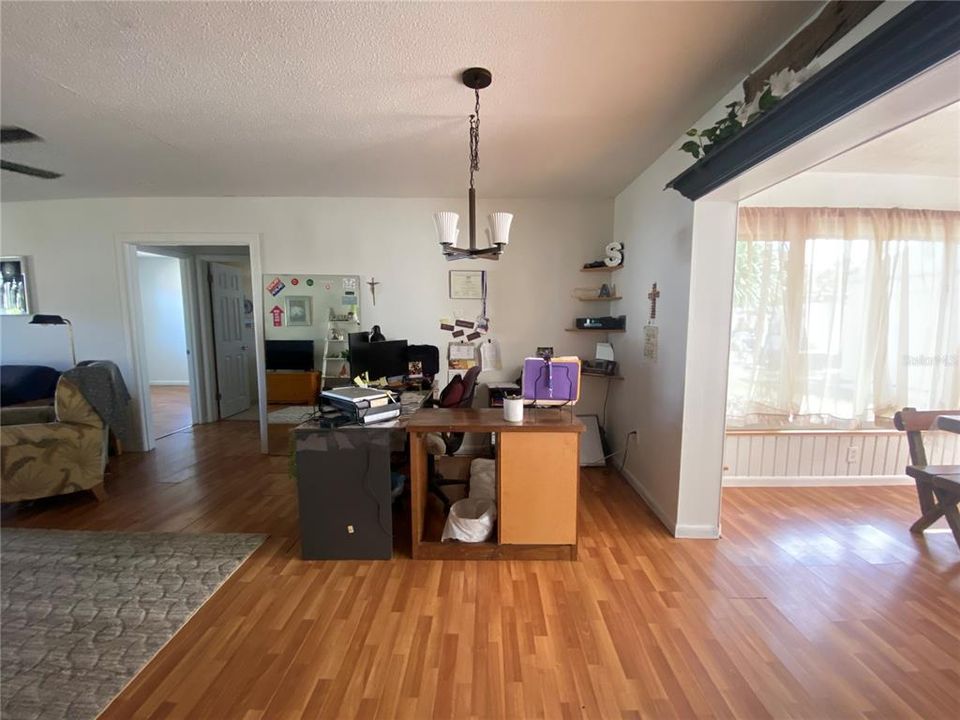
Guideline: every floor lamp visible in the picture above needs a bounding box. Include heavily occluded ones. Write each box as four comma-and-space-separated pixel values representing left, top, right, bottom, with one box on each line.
29, 314, 77, 367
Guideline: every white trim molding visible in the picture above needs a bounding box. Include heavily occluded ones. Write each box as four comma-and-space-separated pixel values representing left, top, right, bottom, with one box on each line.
674, 524, 721, 540
115, 232, 268, 454
724, 474, 913, 488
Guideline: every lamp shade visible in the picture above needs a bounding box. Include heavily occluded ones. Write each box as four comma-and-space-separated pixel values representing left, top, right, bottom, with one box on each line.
29, 314, 70, 325
434, 212, 460, 247
487, 212, 513, 246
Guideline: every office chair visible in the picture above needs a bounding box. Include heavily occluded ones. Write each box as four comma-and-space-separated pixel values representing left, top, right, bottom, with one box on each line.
425, 365, 481, 512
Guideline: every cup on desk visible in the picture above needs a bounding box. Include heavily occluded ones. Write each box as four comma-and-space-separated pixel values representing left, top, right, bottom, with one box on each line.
503, 396, 523, 423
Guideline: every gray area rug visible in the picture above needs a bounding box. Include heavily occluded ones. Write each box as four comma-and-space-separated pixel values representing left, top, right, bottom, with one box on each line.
224, 405, 315, 423
1, 529, 265, 720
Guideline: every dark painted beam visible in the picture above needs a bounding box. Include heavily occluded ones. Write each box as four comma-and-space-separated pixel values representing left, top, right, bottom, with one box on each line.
666, 1, 960, 202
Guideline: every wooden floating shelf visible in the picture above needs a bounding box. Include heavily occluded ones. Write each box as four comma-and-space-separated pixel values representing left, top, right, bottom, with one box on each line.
566, 327, 625, 333
581, 265, 623, 273
582, 374, 624, 380
577, 296, 622, 301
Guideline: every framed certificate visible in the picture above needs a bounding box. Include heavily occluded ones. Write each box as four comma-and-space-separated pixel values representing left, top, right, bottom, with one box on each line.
449, 270, 485, 300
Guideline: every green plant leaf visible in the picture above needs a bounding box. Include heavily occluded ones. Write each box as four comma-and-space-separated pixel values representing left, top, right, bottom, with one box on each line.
680, 140, 701, 157
758, 87, 779, 111
685, 128, 699, 137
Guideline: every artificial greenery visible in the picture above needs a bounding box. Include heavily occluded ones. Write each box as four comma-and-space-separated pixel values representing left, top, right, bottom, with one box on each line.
681, 86, 779, 160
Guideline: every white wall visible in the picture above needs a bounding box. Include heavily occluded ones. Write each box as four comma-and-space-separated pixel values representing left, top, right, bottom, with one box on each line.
0, 196, 613, 447
606, 2, 906, 536
742, 171, 960, 210
137, 254, 189, 384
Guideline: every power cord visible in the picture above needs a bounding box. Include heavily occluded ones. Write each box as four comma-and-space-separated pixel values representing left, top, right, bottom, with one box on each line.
600, 378, 612, 429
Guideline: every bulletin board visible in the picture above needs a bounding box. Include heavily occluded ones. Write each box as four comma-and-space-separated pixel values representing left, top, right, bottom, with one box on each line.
262, 274, 361, 371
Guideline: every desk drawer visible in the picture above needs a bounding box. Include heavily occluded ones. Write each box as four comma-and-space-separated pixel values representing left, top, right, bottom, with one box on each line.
499, 432, 578, 545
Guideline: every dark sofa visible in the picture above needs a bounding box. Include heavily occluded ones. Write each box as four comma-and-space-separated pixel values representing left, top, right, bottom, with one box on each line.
1, 365, 61, 407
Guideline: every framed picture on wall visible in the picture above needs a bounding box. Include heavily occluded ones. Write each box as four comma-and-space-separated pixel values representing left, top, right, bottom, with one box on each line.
284, 295, 313, 326
449, 270, 485, 300
0, 256, 31, 316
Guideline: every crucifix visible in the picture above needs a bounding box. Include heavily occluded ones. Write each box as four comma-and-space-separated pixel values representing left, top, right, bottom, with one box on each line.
367, 277, 380, 306
647, 282, 660, 321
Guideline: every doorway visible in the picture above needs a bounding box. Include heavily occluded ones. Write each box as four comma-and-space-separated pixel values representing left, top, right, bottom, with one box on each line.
118, 234, 268, 452
720, 102, 960, 489
674, 54, 960, 537
136, 251, 194, 439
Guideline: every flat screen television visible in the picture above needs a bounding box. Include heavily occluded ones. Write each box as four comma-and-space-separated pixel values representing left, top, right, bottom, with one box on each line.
265, 340, 314, 371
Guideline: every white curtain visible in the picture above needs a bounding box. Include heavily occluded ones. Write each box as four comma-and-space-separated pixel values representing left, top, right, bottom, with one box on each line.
727, 207, 960, 429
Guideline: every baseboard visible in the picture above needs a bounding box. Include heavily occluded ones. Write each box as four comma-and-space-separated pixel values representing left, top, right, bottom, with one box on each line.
619, 466, 677, 535
674, 524, 721, 539
723, 474, 913, 487
149, 381, 190, 387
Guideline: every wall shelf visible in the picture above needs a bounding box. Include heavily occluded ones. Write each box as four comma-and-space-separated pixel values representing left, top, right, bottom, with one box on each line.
566, 327, 625, 333
577, 296, 622, 302
581, 265, 622, 273
582, 373, 624, 380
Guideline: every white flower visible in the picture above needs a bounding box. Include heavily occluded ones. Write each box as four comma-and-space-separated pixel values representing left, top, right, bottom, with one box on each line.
766, 63, 820, 99
767, 67, 798, 98
795, 63, 820, 85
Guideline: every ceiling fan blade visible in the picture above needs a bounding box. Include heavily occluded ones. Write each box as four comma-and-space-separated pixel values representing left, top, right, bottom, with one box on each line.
0, 160, 62, 179
1, 126, 44, 144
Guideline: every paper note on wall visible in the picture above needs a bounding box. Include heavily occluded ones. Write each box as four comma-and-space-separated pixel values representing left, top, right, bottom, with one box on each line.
449, 342, 477, 371
643, 325, 658, 361
480, 339, 502, 371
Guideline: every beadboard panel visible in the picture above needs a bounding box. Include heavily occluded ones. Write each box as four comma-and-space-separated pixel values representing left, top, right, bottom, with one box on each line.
722, 431, 960, 486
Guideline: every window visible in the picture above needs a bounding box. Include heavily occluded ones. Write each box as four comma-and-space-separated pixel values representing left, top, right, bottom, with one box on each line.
727, 207, 960, 429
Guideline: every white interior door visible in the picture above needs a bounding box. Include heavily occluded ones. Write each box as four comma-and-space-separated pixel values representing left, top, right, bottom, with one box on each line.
210, 262, 250, 418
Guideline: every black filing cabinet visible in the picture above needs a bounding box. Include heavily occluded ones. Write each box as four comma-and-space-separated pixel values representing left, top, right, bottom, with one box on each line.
293, 424, 393, 560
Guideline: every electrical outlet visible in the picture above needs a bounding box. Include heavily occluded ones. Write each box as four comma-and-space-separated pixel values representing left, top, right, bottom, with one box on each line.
628, 430, 640, 444
347, 524, 355, 534
846, 446, 860, 464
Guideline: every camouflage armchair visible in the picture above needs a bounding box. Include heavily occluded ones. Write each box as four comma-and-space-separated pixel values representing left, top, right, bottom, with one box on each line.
1, 376, 109, 502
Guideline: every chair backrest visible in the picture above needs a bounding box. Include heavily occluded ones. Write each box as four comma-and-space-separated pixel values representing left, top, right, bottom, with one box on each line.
436, 365, 482, 410
406, 344, 440, 377
459, 366, 481, 407
893, 407, 960, 466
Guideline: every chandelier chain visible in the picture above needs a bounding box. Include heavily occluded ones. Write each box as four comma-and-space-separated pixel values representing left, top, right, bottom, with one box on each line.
469, 87, 480, 190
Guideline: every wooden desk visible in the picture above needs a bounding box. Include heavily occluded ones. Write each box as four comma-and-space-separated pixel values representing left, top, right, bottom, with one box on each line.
405, 408, 585, 560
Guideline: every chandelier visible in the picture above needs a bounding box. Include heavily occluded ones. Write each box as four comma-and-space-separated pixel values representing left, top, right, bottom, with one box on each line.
434, 67, 513, 261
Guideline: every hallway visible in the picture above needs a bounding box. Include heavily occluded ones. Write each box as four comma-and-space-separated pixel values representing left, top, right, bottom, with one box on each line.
149, 385, 192, 439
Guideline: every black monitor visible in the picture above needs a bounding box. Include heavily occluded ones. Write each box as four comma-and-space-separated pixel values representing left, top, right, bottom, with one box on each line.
350, 338, 409, 379
265, 340, 314, 371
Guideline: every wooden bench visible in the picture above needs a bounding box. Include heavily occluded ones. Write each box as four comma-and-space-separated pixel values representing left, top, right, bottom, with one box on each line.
893, 408, 960, 548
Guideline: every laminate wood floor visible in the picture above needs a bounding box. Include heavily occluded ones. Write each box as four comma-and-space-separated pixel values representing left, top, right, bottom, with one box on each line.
2, 422, 958, 719
149, 384, 193, 439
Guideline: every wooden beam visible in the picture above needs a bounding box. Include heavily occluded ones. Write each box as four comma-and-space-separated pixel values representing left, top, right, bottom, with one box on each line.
743, 0, 882, 103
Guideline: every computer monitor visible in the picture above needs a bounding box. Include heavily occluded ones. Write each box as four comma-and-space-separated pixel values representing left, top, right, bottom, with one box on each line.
350, 337, 409, 379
